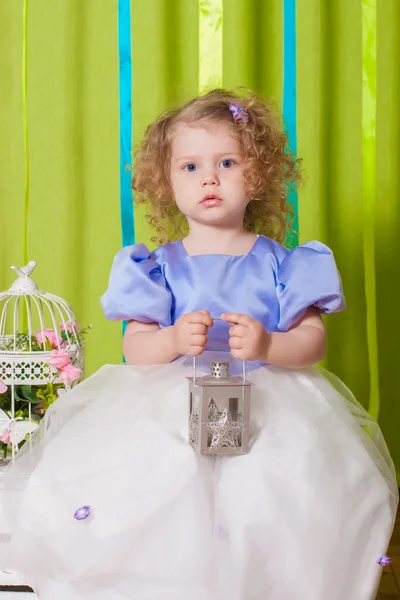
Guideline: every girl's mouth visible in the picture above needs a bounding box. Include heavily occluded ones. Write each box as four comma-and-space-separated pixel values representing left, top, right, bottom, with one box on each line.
201, 194, 222, 207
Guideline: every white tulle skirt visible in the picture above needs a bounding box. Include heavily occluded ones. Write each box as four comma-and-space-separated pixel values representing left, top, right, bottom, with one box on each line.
0, 356, 397, 600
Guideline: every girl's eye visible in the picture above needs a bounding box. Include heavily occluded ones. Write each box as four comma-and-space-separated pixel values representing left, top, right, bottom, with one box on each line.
220, 159, 234, 168
184, 163, 198, 172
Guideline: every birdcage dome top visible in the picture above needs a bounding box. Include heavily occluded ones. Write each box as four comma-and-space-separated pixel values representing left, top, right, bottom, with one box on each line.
0, 261, 85, 387
0, 261, 81, 354
8, 261, 39, 294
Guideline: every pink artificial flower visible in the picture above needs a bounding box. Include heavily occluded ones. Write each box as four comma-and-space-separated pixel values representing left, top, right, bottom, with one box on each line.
60, 320, 81, 334
59, 364, 82, 385
0, 379, 7, 394
0, 430, 11, 444
35, 328, 61, 349
49, 349, 70, 370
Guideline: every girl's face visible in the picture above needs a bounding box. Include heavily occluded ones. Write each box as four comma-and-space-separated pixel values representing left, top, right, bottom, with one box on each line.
169, 123, 249, 229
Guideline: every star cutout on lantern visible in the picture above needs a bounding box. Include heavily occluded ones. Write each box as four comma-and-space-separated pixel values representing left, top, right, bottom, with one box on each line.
207, 407, 245, 450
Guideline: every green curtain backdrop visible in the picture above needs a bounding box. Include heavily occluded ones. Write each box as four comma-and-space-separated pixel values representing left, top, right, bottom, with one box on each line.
0, 0, 121, 380
0, 0, 399, 479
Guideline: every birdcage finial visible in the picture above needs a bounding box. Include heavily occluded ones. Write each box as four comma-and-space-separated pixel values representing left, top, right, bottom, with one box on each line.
9, 261, 38, 293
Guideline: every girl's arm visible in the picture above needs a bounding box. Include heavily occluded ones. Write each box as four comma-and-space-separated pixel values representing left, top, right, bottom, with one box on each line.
123, 310, 214, 365
262, 307, 326, 368
221, 307, 326, 369
123, 321, 179, 365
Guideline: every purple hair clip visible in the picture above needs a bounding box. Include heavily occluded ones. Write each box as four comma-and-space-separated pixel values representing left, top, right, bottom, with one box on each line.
377, 556, 392, 567
229, 103, 249, 124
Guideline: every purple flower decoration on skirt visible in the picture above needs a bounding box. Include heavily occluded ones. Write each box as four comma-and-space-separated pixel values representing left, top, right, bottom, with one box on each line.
377, 555, 391, 567
74, 505, 91, 521
229, 103, 249, 124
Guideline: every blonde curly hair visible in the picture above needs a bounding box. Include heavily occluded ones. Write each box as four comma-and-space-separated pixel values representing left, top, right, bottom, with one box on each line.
132, 89, 301, 245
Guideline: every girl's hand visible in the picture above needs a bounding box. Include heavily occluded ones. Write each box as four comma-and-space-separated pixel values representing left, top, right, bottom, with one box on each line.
220, 313, 270, 361
172, 310, 214, 356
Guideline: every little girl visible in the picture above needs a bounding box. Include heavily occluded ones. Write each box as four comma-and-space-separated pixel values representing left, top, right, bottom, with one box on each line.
1, 90, 398, 600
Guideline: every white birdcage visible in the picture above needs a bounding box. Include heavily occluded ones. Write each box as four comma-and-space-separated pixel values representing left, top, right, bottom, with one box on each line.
0, 261, 84, 461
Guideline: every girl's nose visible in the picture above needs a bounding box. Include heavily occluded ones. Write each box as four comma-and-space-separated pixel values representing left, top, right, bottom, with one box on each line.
201, 170, 220, 186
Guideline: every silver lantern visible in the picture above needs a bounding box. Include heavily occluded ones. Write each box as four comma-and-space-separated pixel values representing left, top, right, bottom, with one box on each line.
187, 357, 251, 455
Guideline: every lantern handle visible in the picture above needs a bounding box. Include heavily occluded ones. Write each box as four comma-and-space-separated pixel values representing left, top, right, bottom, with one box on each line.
192, 317, 246, 385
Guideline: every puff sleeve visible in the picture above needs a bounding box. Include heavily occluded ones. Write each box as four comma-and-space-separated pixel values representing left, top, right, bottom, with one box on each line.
100, 244, 172, 327
276, 241, 345, 331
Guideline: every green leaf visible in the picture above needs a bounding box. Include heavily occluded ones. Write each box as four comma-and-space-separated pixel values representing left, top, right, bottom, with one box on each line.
36, 388, 46, 401
36, 383, 57, 410
20, 386, 41, 403
43, 394, 57, 410
31, 338, 42, 351
14, 389, 27, 404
